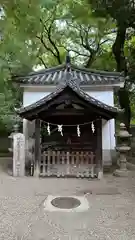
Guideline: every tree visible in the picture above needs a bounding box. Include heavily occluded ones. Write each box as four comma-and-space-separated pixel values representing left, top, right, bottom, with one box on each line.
88, 0, 135, 130
0, 0, 132, 131
0, 0, 117, 70
89, 0, 135, 73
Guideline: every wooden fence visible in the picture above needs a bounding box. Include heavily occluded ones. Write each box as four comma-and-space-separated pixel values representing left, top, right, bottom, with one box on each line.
39, 150, 96, 178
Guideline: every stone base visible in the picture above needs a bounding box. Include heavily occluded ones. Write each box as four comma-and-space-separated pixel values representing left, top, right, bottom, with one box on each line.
98, 171, 103, 179
113, 169, 130, 177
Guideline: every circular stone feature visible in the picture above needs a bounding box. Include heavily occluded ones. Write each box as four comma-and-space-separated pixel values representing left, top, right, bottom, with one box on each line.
51, 197, 81, 209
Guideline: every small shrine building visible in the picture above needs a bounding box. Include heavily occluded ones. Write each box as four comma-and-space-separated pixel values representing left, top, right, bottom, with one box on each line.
14, 55, 124, 178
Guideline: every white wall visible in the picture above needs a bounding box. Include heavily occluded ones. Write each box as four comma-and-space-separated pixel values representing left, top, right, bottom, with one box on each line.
86, 90, 114, 106
23, 88, 114, 107
23, 91, 50, 107
102, 119, 115, 166
23, 87, 116, 166
86, 90, 115, 164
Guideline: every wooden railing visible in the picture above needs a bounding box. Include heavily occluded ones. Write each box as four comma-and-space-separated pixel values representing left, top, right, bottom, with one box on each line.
40, 150, 96, 178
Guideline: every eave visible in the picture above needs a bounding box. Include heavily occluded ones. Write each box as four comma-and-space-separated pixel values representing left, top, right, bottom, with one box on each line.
13, 63, 124, 87
16, 73, 122, 122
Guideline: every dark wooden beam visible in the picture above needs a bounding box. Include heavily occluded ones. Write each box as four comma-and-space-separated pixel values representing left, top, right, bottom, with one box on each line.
40, 115, 98, 125
39, 109, 90, 117
20, 101, 114, 121
34, 119, 41, 177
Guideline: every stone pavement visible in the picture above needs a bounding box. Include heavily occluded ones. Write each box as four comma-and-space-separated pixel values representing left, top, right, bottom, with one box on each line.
0, 172, 135, 239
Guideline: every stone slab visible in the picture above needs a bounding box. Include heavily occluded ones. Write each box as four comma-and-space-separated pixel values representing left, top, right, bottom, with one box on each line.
113, 169, 131, 177
44, 195, 89, 212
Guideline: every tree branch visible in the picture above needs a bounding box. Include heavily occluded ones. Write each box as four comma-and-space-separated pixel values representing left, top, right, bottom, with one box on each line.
39, 17, 62, 64
62, 46, 90, 57
47, 24, 62, 64
85, 55, 94, 68
100, 38, 113, 45
38, 56, 47, 68
84, 39, 110, 68
36, 35, 57, 58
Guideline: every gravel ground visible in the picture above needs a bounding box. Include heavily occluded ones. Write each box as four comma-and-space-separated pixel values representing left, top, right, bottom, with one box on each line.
0, 171, 135, 239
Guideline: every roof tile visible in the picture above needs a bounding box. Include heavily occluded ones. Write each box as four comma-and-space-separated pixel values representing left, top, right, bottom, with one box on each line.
13, 64, 124, 86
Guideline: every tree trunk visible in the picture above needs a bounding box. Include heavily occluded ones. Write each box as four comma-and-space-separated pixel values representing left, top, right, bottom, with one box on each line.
112, 24, 131, 131
112, 25, 127, 74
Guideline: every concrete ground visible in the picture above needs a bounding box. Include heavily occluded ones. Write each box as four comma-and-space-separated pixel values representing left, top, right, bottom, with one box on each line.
0, 171, 135, 239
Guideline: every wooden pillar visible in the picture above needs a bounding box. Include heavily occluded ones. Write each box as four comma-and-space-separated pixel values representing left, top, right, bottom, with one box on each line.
23, 119, 29, 162
96, 119, 103, 178
34, 119, 41, 177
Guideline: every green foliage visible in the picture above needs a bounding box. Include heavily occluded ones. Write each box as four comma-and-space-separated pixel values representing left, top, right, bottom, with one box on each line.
88, 0, 135, 129
0, 0, 117, 71
0, 0, 135, 131
88, 0, 135, 27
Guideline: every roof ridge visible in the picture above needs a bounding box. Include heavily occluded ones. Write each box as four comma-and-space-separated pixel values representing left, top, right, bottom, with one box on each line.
70, 64, 123, 77
14, 64, 66, 79
15, 63, 124, 80
13, 62, 124, 86
29, 64, 66, 76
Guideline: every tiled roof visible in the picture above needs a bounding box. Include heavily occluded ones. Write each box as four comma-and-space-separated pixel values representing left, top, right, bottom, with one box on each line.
13, 63, 124, 86
17, 72, 121, 120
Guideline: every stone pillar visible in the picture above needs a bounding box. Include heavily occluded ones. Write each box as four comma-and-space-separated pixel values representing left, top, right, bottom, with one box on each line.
13, 133, 25, 177
113, 123, 132, 177
23, 119, 36, 176
8, 124, 20, 153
